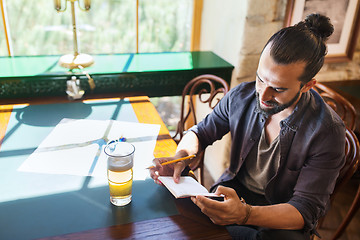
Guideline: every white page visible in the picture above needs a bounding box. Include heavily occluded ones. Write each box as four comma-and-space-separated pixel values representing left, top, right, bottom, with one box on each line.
158, 176, 218, 198
18, 119, 160, 180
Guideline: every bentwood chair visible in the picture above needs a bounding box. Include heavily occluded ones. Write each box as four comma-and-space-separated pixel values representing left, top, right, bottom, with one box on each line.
328, 127, 360, 240
313, 83, 360, 239
313, 83, 357, 131
172, 74, 230, 184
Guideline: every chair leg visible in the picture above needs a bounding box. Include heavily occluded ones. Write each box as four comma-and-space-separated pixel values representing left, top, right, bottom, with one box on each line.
332, 183, 360, 240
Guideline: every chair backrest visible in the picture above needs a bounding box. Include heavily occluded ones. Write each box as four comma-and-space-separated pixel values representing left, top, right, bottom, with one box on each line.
172, 74, 230, 142
332, 127, 360, 198
313, 82, 357, 131
172, 74, 229, 184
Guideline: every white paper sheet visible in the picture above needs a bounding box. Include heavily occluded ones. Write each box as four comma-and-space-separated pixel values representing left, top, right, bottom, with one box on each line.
18, 119, 160, 180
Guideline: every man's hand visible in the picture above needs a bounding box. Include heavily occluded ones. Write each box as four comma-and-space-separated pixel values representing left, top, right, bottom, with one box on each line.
191, 185, 248, 225
149, 156, 186, 185
150, 131, 200, 185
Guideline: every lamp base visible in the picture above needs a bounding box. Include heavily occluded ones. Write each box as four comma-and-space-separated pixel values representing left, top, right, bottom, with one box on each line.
58, 53, 94, 69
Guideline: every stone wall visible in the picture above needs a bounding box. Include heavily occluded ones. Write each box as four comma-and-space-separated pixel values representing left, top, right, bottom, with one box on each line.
200, 0, 360, 86
230, 0, 288, 87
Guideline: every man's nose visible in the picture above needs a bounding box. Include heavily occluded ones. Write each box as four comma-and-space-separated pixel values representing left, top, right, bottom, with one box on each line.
260, 87, 273, 102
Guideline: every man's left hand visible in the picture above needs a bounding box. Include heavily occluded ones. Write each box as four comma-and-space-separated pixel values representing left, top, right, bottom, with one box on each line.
191, 185, 248, 225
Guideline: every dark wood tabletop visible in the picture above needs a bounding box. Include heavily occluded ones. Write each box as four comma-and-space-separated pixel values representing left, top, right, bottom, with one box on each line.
39, 198, 231, 240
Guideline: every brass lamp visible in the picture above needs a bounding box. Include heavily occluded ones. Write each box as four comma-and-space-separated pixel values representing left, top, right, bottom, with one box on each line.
54, 0, 94, 69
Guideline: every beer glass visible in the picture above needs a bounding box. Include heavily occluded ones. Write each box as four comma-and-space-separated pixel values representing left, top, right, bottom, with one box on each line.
104, 140, 135, 206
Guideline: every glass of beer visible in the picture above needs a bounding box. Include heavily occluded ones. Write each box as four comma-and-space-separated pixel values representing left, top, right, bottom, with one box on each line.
104, 140, 135, 206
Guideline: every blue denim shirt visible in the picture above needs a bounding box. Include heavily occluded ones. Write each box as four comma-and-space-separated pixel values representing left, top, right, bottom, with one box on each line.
191, 81, 345, 232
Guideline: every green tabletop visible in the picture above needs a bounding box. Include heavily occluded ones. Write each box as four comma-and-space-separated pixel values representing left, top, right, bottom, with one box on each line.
0, 52, 232, 77
0, 51, 234, 99
0, 99, 178, 240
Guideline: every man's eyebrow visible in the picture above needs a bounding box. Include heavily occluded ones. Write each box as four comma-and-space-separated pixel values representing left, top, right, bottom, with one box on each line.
256, 71, 288, 91
256, 72, 263, 82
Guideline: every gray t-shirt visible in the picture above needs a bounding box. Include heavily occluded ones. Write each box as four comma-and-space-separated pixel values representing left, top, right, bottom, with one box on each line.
238, 128, 280, 195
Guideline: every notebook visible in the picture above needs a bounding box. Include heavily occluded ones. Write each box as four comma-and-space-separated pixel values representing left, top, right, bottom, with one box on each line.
158, 176, 220, 198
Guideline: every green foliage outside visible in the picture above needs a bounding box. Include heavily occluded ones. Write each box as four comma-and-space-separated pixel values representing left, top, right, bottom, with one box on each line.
0, 0, 192, 56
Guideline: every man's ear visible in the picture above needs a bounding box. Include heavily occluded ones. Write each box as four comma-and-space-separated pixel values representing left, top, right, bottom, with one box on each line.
301, 79, 316, 93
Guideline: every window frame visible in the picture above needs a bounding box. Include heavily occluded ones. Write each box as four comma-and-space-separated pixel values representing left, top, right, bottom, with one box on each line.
0, 0, 203, 56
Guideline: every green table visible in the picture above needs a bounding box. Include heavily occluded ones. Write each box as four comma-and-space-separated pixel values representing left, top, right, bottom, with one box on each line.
0, 98, 179, 240
0, 51, 234, 100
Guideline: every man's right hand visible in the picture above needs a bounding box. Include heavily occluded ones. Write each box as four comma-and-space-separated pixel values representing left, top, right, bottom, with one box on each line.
150, 131, 200, 185
149, 156, 187, 185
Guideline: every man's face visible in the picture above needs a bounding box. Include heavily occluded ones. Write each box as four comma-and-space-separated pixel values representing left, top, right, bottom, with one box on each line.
255, 91, 300, 116
255, 44, 308, 116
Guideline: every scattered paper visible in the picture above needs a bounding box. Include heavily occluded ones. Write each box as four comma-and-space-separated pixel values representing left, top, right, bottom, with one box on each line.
18, 119, 160, 180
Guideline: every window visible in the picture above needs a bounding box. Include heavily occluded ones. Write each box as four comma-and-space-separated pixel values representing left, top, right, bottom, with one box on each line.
0, 0, 195, 56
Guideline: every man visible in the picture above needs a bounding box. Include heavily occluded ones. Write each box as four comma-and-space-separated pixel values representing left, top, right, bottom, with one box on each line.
150, 13, 345, 240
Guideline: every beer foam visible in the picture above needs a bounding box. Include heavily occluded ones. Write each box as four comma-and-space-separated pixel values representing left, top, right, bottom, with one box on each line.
108, 157, 133, 172
105, 142, 135, 172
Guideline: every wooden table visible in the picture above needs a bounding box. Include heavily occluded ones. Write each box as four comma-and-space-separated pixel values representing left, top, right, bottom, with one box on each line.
0, 96, 231, 240
38, 198, 231, 240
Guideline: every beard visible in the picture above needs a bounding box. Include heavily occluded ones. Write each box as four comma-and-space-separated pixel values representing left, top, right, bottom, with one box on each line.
256, 91, 300, 116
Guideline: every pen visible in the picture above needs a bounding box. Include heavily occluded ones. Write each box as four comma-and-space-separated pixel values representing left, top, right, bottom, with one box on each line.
146, 155, 196, 169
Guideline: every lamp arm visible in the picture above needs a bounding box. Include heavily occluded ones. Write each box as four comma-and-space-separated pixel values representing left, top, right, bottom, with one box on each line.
70, 0, 79, 56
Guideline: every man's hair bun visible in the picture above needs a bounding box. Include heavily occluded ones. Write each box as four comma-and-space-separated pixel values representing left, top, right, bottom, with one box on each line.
304, 13, 334, 41
266, 13, 334, 83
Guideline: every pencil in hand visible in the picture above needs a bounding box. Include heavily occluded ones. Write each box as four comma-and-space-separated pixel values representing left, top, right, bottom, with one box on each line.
146, 155, 196, 169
